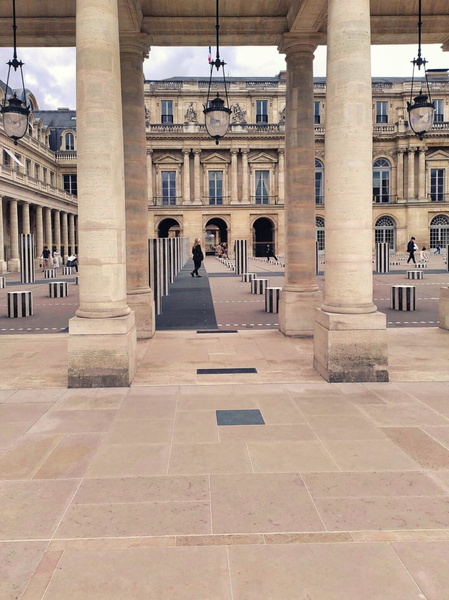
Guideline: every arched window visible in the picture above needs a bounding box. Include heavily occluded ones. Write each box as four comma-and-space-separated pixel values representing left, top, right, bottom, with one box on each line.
65, 132, 75, 151
373, 158, 391, 203
315, 159, 324, 205
430, 215, 449, 248
375, 216, 396, 250
316, 216, 325, 251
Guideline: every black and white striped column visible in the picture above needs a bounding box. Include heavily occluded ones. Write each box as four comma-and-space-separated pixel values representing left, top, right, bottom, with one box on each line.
149, 238, 162, 315
0, 276, 5, 289
49, 281, 68, 298
7, 291, 33, 317
391, 285, 416, 311
20, 233, 35, 283
44, 269, 56, 279
375, 242, 390, 273
62, 266, 73, 275
251, 278, 269, 295
234, 240, 248, 276
265, 287, 281, 312
242, 272, 257, 282
407, 271, 423, 280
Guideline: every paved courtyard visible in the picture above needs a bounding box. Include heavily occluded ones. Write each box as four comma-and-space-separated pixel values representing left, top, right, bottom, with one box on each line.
1, 256, 449, 598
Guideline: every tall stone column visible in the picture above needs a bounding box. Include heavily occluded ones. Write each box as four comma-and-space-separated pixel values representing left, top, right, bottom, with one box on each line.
54, 210, 61, 254
313, 0, 388, 382
0, 197, 7, 272
277, 34, 322, 335
68, 213, 75, 253
193, 149, 202, 204
396, 149, 405, 201
44, 207, 53, 249
418, 146, 427, 200
120, 35, 155, 339
9, 199, 20, 272
146, 149, 154, 205
241, 148, 249, 204
230, 148, 239, 204
22, 202, 30, 234
68, 0, 136, 388
277, 147, 285, 205
62, 212, 69, 261
182, 148, 191, 204
36, 205, 43, 261
407, 147, 416, 200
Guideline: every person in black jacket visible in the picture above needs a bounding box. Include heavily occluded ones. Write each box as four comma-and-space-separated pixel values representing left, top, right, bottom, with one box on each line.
407, 236, 417, 264
191, 238, 204, 277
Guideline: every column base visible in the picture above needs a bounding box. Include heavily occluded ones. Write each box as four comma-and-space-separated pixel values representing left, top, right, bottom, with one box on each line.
68, 312, 137, 388
8, 259, 20, 273
313, 308, 389, 382
439, 287, 449, 330
127, 290, 155, 339
279, 288, 323, 337
0, 260, 7, 274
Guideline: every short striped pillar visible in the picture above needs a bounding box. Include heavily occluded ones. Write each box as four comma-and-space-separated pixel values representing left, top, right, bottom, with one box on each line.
0, 276, 5, 289
407, 271, 423, 280
251, 278, 269, 295
75, 276, 79, 285
234, 240, 248, 276
242, 272, 257, 282
7, 291, 33, 318
44, 269, 56, 279
49, 281, 68, 298
62, 266, 73, 275
265, 287, 281, 313
416, 263, 427, 269
20, 233, 35, 283
375, 242, 390, 273
391, 285, 416, 311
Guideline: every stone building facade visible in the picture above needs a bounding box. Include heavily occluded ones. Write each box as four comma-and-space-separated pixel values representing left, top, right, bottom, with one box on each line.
0, 85, 78, 273
145, 71, 449, 257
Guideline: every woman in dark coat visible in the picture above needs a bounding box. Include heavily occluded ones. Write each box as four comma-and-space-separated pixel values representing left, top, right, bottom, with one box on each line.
191, 238, 204, 277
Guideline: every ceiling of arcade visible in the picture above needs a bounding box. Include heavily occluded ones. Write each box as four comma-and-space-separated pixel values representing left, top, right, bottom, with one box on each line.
0, 1, 448, 49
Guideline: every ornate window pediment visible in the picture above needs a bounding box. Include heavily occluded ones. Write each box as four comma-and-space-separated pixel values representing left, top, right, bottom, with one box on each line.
202, 152, 230, 165
426, 150, 449, 162
153, 153, 183, 165
248, 151, 277, 164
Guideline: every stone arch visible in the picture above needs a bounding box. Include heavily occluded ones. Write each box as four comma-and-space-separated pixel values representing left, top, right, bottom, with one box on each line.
375, 215, 396, 250
157, 217, 181, 238
252, 216, 276, 257
204, 217, 229, 255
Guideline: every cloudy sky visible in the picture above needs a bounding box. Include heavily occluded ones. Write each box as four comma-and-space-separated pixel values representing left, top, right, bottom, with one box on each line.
0, 44, 447, 110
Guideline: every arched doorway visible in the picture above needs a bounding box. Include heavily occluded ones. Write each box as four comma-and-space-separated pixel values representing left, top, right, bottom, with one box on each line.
430, 214, 449, 249
375, 216, 396, 251
158, 217, 181, 238
253, 217, 275, 257
204, 217, 228, 255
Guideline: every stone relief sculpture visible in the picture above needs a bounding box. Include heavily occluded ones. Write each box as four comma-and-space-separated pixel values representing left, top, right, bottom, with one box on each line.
279, 106, 286, 123
145, 106, 150, 127
231, 103, 247, 124
184, 103, 198, 123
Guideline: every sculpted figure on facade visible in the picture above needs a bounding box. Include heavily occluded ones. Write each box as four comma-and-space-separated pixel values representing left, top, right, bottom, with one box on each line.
279, 106, 286, 123
184, 103, 198, 123
145, 106, 151, 127
231, 103, 247, 124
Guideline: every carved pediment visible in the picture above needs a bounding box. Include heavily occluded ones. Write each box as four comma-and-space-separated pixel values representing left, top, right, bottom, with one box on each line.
426, 149, 449, 161
248, 151, 277, 164
153, 152, 183, 165
202, 152, 230, 164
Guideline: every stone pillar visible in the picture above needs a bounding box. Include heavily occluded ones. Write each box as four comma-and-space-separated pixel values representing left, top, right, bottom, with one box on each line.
68, 213, 75, 253
44, 207, 53, 249
120, 35, 155, 339
62, 212, 69, 261
146, 149, 154, 205
9, 199, 20, 272
277, 34, 322, 336
182, 148, 191, 204
68, 0, 136, 388
54, 210, 61, 255
313, 0, 388, 382
36, 205, 43, 262
241, 148, 249, 204
230, 148, 239, 204
277, 147, 285, 205
193, 149, 202, 204
22, 202, 30, 234
418, 146, 427, 200
396, 149, 404, 201
0, 197, 7, 273
407, 147, 416, 200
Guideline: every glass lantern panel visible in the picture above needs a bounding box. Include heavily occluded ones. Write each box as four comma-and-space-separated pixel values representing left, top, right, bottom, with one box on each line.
205, 110, 230, 139
3, 111, 28, 140
410, 105, 434, 135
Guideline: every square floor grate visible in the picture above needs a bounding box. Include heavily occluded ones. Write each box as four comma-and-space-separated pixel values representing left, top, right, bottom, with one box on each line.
216, 409, 265, 426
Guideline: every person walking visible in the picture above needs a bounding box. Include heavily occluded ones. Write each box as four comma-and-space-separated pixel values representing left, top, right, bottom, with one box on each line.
266, 244, 278, 262
434, 243, 442, 255
41, 245, 51, 271
53, 249, 61, 268
407, 236, 417, 264
191, 238, 204, 277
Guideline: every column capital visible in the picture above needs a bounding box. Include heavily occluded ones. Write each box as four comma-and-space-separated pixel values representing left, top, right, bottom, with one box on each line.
119, 33, 151, 58
230, 148, 239, 156
278, 32, 324, 56
182, 148, 191, 155
193, 148, 202, 156
396, 148, 406, 155
146, 148, 153, 157
241, 147, 250, 155
408, 146, 417, 153
419, 146, 428, 153
277, 147, 285, 155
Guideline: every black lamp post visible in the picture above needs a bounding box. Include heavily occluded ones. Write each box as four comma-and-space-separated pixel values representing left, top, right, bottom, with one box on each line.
407, 0, 435, 140
203, 0, 231, 145
1, 0, 31, 144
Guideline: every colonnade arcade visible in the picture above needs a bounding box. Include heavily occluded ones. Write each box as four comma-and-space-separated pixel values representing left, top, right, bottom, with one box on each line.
6, 0, 448, 387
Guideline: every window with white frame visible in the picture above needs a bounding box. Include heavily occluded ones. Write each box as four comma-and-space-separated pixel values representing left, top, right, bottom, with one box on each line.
256, 100, 268, 123
42, 167, 47, 183
434, 99, 444, 123
316, 216, 325, 251
25, 159, 31, 176
430, 168, 445, 202
376, 101, 388, 124
50, 171, 54, 186
208, 171, 223, 205
373, 158, 391, 203
315, 159, 324, 205
255, 170, 270, 204
65, 132, 75, 150
63, 174, 77, 196
430, 215, 449, 248
34, 164, 40, 180
314, 101, 321, 124
375, 216, 396, 250
161, 100, 173, 124
3, 150, 10, 167
161, 171, 176, 205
